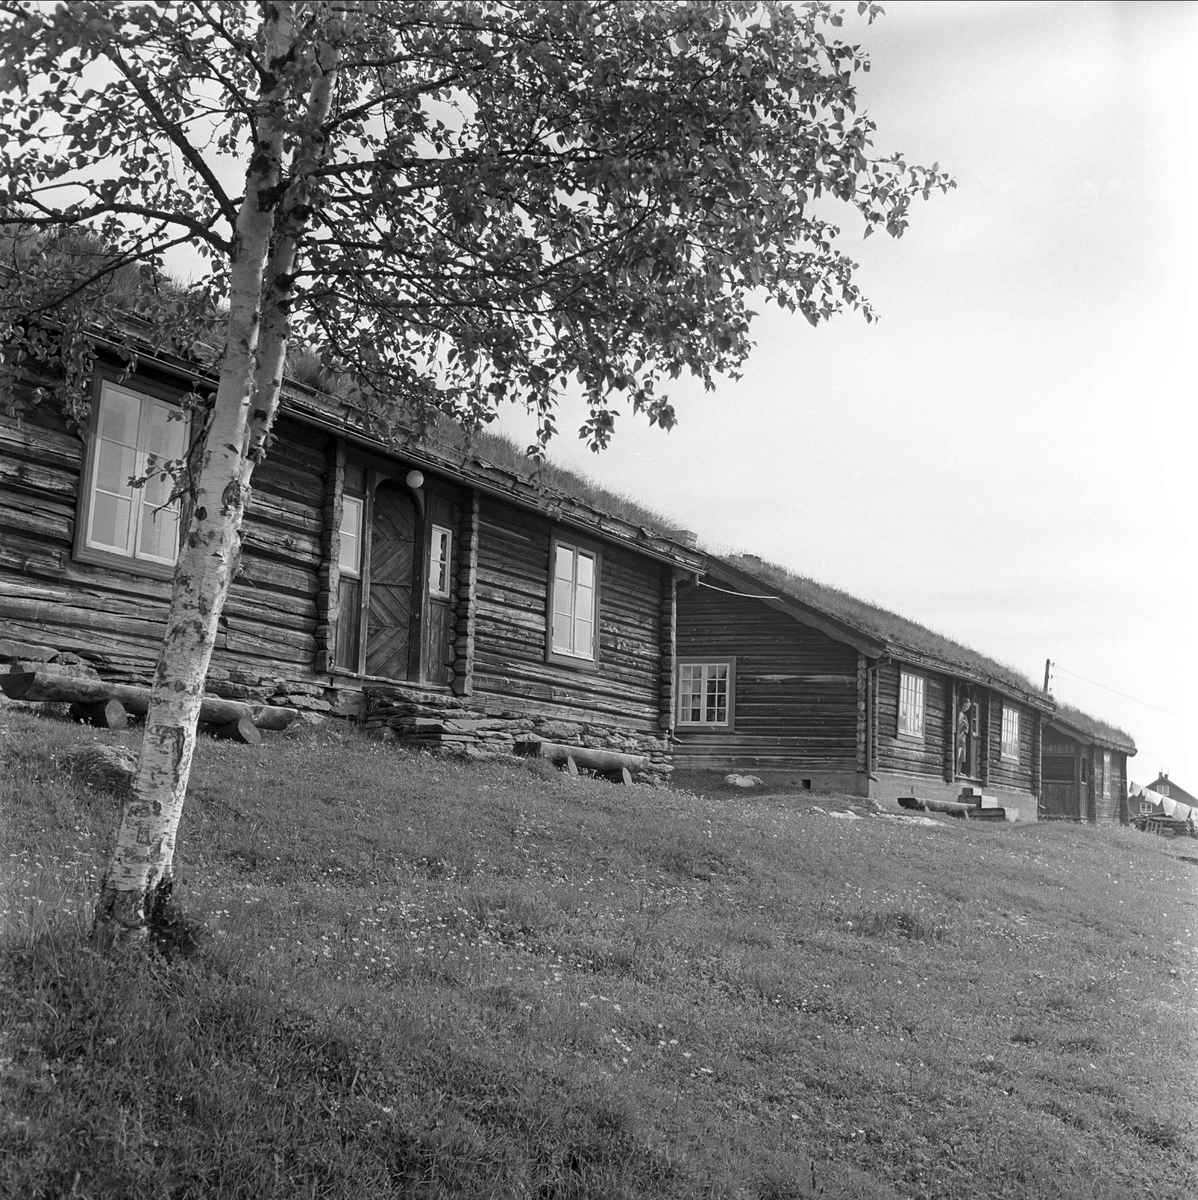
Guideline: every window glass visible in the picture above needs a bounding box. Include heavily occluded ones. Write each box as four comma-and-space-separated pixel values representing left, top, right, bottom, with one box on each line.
338, 495, 363, 577
430, 525, 452, 597
677, 662, 731, 725
550, 541, 597, 660
1001, 706, 1020, 760
84, 381, 184, 566
898, 671, 925, 737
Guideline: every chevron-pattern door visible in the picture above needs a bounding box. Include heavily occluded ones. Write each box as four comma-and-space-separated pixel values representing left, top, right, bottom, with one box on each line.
365, 481, 417, 679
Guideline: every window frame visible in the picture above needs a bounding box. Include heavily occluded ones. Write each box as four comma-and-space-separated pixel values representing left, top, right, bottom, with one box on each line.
428, 522, 453, 599
74, 370, 191, 581
1001, 704, 1021, 762
1102, 751, 1112, 800
545, 532, 601, 670
897, 669, 926, 740
675, 658, 736, 729
338, 493, 365, 579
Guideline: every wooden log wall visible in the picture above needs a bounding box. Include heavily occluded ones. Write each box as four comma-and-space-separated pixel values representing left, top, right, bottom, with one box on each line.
874, 660, 949, 781
0, 378, 330, 708
673, 584, 860, 772
471, 499, 665, 736
984, 697, 1035, 792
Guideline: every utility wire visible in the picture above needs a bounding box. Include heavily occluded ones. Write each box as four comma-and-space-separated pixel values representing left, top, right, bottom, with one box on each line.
1052, 663, 1180, 717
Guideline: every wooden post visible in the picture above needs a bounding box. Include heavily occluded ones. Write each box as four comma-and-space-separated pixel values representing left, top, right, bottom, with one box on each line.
659, 568, 679, 736
314, 438, 346, 675
452, 489, 479, 697
947, 679, 958, 783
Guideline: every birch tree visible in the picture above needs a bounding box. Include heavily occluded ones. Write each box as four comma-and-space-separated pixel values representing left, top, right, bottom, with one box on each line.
0, 0, 950, 942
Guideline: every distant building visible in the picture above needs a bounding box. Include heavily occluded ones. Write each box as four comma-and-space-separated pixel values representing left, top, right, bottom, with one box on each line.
1143, 774, 1198, 808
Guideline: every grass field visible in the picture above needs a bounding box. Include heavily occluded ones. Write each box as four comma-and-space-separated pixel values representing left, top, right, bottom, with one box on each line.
2, 708, 1195, 1199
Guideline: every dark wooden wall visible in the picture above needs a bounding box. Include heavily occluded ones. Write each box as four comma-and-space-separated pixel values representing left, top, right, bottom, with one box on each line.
985, 697, 1036, 792
471, 499, 665, 733
874, 660, 949, 781
0, 388, 327, 692
1042, 730, 1084, 819
673, 584, 860, 772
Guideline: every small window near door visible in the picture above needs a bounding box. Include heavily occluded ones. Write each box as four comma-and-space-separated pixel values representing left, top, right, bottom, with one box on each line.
677, 661, 735, 727
1102, 751, 1112, 799
1001, 705, 1020, 761
338, 495, 363, 577
429, 524, 453, 598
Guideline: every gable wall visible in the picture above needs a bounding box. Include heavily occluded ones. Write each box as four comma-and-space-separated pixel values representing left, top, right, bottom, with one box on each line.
673, 583, 862, 785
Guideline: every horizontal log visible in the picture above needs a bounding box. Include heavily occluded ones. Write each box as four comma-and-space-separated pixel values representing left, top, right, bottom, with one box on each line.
515, 738, 649, 773
201, 716, 262, 745
69, 698, 128, 730
1, 671, 296, 729
898, 796, 973, 818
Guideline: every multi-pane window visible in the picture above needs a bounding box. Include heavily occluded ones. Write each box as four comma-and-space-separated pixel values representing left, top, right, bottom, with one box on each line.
898, 671, 925, 737
1102, 751, 1112, 799
677, 662, 733, 726
1001, 705, 1020, 760
549, 539, 597, 661
338, 495, 363, 577
429, 524, 453, 598
81, 379, 186, 567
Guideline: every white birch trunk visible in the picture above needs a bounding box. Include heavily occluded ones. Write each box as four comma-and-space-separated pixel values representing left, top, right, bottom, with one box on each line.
94, 1, 315, 940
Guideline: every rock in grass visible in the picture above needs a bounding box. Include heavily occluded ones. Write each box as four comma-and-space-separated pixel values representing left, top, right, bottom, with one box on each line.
725, 773, 763, 789
67, 743, 136, 794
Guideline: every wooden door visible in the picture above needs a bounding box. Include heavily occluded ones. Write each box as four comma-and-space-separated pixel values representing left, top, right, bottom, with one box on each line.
1041, 748, 1079, 819
365, 481, 417, 679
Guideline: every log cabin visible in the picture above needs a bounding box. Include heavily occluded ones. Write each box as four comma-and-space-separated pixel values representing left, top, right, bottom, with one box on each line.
673, 555, 1067, 819
1040, 706, 1136, 824
0, 346, 704, 778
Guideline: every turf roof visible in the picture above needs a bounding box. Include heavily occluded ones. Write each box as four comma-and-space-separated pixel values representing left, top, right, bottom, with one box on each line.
1050, 703, 1136, 753
715, 552, 1049, 699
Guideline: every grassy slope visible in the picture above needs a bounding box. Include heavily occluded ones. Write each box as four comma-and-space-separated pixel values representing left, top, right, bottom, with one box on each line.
2, 711, 1195, 1200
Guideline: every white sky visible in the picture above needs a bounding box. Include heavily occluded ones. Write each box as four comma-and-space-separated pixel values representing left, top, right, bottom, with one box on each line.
495, 0, 1198, 791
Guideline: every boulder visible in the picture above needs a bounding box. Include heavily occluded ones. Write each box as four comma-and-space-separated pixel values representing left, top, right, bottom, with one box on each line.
725, 773, 763, 789
67, 744, 137, 794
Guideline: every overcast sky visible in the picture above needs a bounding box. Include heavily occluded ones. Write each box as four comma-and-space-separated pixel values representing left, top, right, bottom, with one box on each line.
496, 0, 1198, 792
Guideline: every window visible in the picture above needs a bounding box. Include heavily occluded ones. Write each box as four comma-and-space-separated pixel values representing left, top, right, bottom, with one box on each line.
1001, 705, 1020, 761
898, 671, 925, 738
338, 495, 363, 577
1102, 751, 1112, 799
676, 661, 734, 727
77, 377, 187, 574
548, 536, 599, 663
429, 524, 453, 598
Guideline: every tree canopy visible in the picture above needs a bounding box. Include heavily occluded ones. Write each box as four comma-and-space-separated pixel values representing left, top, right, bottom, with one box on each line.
0, 0, 950, 449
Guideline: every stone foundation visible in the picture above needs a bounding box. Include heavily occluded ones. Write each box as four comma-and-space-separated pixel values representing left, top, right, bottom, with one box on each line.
362, 683, 672, 783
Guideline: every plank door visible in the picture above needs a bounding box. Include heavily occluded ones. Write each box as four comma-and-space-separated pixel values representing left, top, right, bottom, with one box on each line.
365, 481, 417, 679
1041, 746, 1079, 819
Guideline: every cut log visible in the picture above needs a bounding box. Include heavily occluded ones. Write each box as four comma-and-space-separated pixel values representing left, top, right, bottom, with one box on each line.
69, 698, 128, 730
202, 716, 262, 745
898, 795, 972, 819
0, 670, 297, 729
515, 738, 649, 774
